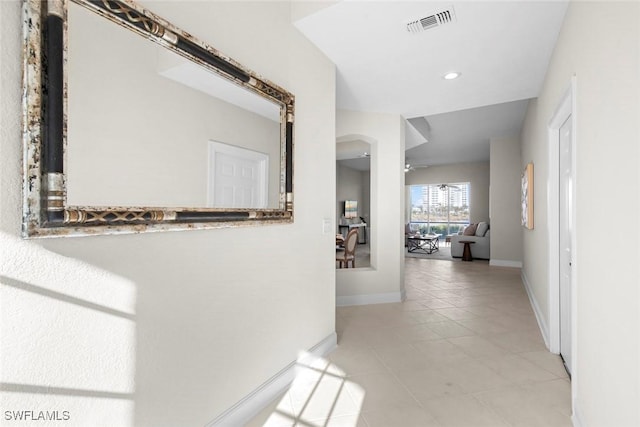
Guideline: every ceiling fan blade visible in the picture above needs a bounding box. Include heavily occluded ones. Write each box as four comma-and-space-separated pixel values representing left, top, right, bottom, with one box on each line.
404, 161, 430, 172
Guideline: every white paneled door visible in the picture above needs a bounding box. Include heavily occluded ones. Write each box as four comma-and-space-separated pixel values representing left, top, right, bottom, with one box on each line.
208, 141, 268, 208
559, 115, 573, 375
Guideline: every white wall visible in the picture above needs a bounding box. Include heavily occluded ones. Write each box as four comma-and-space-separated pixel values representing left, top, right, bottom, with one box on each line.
361, 170, 371, 225
520, 2, 639, 425
489, 137, 523, 265
335, 110, 405, 305
405, 161, 490, 224
336, 164, 366, 225
0, 2, 336, 426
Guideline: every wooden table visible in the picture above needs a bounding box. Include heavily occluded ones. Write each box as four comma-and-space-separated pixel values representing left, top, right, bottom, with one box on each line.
445, 235, 454, 246
459, 240, 475, 262
338, 223, 367, 244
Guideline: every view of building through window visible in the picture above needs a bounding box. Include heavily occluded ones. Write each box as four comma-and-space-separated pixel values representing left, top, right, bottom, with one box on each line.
410, 183, 470, 236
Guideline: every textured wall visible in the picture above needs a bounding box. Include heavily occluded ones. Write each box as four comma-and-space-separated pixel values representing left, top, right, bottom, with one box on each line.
489, 136, 523, 263
520, 2, 639, 425
0, 1, 336, 426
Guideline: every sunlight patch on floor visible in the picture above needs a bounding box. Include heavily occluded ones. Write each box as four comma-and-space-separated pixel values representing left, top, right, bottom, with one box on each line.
261, 352, 365, 427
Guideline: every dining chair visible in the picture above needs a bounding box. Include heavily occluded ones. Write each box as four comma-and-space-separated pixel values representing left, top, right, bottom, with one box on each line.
336, 228, 358, 268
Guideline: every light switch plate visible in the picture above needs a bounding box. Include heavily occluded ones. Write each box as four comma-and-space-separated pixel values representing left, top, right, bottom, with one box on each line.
322, 218, 332, 234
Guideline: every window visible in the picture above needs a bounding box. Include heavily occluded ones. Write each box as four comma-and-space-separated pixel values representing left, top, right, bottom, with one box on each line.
409, 183, 470, 236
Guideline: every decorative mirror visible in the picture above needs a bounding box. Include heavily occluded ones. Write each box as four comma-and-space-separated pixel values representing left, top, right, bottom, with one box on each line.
22, 0, 295, 238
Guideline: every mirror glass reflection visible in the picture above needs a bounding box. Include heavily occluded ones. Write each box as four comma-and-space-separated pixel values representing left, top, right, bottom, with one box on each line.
336, 139, 371, 268
66, 2, 282, 209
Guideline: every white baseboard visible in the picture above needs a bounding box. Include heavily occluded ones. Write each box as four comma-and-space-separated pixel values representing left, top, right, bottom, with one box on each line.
521, 271, 550, 349
490, 259, 523, 268
336, 291, 403, 306
206, 332, 337, 427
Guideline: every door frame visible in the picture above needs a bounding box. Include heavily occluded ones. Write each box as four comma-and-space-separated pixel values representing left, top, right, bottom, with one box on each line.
547, 77, 578, 384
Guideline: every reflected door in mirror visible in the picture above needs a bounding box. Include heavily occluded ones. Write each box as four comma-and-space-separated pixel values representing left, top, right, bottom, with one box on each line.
208, 141, 268, 208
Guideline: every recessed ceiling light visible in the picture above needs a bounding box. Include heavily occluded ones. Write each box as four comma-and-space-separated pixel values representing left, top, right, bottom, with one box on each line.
443, 72, 461, 80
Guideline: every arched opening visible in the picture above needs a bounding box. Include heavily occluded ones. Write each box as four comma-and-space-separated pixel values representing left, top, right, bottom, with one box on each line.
336, 134, 375, 269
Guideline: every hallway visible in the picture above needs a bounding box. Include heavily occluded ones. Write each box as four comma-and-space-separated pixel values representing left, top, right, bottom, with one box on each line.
249, 259, 571, 426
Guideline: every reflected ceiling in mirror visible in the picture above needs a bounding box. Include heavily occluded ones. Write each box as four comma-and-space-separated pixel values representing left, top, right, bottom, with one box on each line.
22, 0, 295, 237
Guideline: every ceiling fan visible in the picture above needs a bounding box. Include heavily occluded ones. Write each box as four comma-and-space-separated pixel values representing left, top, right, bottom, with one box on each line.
437, 183, 461, 191
404, 162, 429, 172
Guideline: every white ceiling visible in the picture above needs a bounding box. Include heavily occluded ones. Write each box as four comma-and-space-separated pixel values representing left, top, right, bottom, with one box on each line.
406, 98, 530, 166
337, 138, 371, 171
294, 0, 569, 166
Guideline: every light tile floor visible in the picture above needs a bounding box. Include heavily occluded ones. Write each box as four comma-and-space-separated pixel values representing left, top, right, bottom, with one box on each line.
247, 258, 571, 427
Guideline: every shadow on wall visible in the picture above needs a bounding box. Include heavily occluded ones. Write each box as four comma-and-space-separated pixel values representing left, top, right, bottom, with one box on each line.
0, 232, 137, 426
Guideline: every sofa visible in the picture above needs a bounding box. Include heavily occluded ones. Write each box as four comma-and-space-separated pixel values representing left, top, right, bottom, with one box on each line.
404, 223, 421, 246
451, 222, 490, 260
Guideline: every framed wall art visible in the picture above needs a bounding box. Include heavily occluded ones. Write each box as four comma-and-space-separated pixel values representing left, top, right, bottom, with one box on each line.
521, 162, 534, 229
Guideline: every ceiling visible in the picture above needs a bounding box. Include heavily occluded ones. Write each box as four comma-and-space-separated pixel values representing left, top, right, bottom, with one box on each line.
294, 1, 569, 167
336, 138, 371, 171
406, 99, 530, 166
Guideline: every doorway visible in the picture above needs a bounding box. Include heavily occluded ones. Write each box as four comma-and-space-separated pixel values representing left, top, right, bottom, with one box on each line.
548, 78, 577, 379
559, 115, 573, 374
336, 138, 372, 268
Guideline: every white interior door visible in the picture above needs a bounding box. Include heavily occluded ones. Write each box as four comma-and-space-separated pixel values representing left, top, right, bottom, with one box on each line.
208, 141, 268, 208
559, 115, 573, 374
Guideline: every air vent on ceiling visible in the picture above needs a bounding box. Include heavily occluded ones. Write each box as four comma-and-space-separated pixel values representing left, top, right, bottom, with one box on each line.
406, 7, 456, 34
